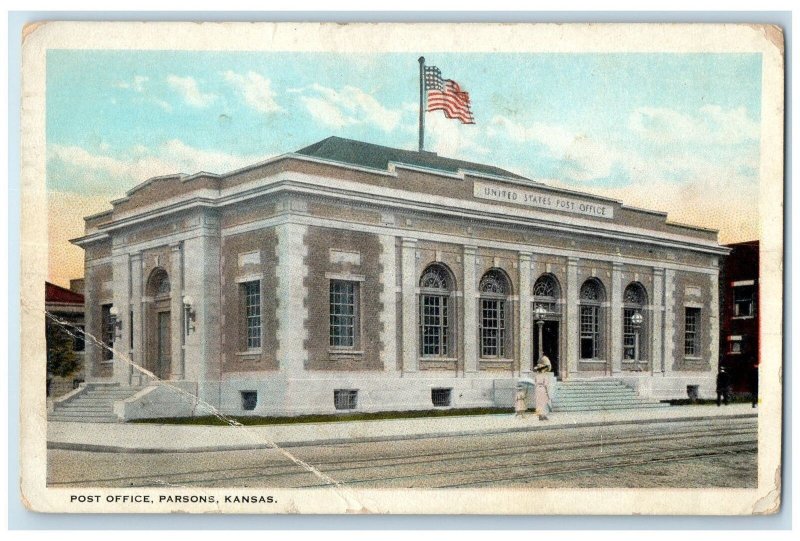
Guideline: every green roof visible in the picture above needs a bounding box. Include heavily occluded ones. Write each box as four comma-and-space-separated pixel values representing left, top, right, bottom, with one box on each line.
295, 136, 530, 180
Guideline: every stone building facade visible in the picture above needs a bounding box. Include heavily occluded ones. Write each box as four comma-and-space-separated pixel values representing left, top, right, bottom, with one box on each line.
73, 137, 727, 418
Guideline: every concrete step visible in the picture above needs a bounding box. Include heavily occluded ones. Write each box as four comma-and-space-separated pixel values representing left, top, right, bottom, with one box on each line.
53, 409, 114, 417
554, 390, 642, 397
48, 416, 119, 423
551, 379, 666, 412
551, 403, 669, 412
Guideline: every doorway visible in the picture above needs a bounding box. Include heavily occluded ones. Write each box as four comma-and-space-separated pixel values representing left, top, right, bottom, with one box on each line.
533, 320, 560, 378
156, 310, 171, 379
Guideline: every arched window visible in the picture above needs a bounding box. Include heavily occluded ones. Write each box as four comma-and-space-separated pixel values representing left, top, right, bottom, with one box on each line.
579, 278, 606, 359
147, 268, 170, 298
533, 273, 561, 314
623, 282, 648, 362
479, 269, 512, 358
419, 264, 455, 357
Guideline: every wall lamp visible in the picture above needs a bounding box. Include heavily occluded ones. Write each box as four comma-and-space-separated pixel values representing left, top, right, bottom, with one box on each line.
183, 295, 197, 335
108, 305, 123, 338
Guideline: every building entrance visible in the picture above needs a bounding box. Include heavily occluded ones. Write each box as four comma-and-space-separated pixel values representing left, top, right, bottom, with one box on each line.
533, 321, 560, 378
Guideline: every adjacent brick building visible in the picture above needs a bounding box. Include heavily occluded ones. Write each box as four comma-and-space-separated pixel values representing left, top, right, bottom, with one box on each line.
719, 240, 759, 394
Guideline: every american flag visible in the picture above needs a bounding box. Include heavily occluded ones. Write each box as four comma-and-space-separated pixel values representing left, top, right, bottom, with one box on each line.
424, 65, 475, 124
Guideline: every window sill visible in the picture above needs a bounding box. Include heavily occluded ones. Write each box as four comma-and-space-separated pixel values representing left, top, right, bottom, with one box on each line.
684, 356, 704, 361
328, 349, 364, 356
236, 350, 262, 357
732, 316, 755, 320
579, 359, 607, 363
479, 358, 514, 363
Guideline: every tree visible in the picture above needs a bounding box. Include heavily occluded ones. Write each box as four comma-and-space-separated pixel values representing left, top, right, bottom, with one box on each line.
46, 320, 81, 380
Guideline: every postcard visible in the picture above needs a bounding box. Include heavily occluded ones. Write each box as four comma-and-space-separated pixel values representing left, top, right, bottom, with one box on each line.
19, 21, 784, 515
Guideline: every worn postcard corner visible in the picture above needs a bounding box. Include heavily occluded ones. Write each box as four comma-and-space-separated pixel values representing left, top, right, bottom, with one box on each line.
19, 21, 784, 516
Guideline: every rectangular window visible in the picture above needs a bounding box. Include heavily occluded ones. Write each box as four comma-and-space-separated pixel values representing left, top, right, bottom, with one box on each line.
100, 304, 114, 361
242, 281, 261, 350
684, 307, 701, 356
480, 299, 505, 357
129, 310, 134, 350
733, 285, 755, 317
580, 305, 600, 359
330, 280, 358, 348
431, 388, 452, 407
728, 336, 743, 354
334, 389, 358, 410
420, 294, 449, 356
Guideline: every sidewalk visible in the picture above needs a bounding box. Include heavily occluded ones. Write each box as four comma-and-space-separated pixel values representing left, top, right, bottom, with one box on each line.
47, 403, 757, 453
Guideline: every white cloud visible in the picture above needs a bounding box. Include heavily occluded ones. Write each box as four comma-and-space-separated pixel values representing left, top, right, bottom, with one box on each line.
48, 141, 266, 197
153, 98, 173, 112
300, 96, 357, 129
298, 83, 402, 133
425, 113, 488, 157
628, 105, 759, 145
488, 115, 621, 181
115, 75, 149, 92
166, 75, 216, 108
223, 70, 282, 114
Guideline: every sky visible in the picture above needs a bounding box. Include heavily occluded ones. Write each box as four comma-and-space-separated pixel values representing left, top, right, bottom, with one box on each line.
46, 51, 762, 287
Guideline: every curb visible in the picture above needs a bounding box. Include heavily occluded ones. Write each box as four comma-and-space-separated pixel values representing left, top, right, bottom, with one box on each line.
47, 411, 758, 454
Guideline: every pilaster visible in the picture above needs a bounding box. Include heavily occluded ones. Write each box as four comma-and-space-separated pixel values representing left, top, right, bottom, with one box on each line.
518, 251, 533, 374
610, 262, 624, 374
709, 269, 720, 371
130, 251, 144, 380
401, 237, 418, 373
378, 234, 398, 373
170, 242, 184, 380
111, 252, 131, 385
565, 257, 579, 377
663, 268, 676, 374
275, 222, 309, 377
182, 217, 222, 392
462, 245, 478, 374
651, 268, 665, 375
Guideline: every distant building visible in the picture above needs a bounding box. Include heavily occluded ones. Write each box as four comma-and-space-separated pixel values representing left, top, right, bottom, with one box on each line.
719, 240, 759, 394
45, 281, 85, 396
72, 136, 728, 419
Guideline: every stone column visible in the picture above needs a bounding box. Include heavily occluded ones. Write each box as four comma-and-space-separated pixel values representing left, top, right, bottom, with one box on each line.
565, 257, 579, 377
275, 222, 309, 378
462, 245, 478, 374
401, 237, 418, 373
610, 262, 624, 375
378, 234, 398, 373
663, 268, 676, 375
130, 252, 144, 378
170, 242, 184, 380
518, 252, 533, 374
111, 252, 131, 385
651, 268, 665, 375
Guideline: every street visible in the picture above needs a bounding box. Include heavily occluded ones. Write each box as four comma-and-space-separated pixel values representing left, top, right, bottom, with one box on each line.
48, 416, 757, 489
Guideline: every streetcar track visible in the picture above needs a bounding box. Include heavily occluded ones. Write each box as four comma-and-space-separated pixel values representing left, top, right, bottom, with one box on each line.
108, 434, 756, 489
288, 437, 758, 489
48, 421, 756, 487
441, 444, 758, 488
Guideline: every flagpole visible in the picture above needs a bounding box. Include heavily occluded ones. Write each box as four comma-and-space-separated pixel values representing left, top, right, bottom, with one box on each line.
418, 56, 425, 152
